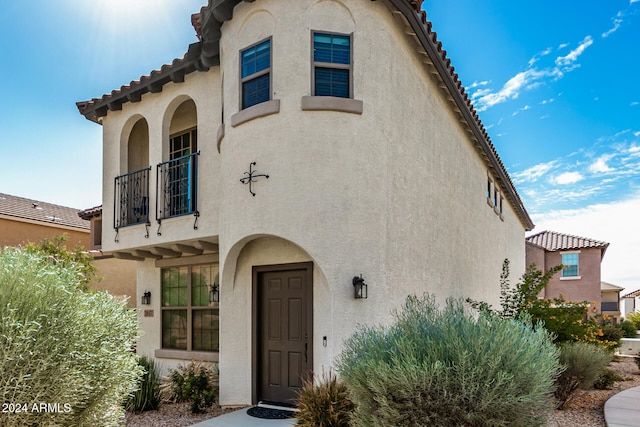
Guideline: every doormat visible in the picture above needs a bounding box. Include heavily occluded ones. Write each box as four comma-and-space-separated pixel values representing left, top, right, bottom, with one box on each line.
247, 406, 296, 419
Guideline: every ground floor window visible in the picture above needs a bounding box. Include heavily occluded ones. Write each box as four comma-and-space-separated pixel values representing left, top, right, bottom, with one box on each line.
161, 263, 219, 352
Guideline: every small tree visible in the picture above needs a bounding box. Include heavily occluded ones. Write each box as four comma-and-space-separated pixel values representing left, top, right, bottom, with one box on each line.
22, 234, 99, 289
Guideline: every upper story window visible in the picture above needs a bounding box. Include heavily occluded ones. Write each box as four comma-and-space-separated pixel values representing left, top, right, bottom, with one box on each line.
312, 32, 352, 98
241, 38, 271, 109
561, 253, 579, 277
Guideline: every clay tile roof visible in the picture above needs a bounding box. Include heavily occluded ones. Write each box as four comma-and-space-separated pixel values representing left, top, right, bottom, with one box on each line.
0, 193, 90, 230
622, 289, 640, 299
78, 205, 102, 221
526, 230, 609, 254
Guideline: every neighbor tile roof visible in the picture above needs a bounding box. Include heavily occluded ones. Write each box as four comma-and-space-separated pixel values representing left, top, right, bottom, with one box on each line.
75, 0, 533, 231
78, 205, 102, 221
0, 193, 90, 230
526, 230, 609, 254
622, 289, 640, 299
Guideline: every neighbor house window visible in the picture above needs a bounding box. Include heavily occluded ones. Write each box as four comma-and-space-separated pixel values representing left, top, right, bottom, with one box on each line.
561, 253, 579, 277
161, 264, 219, 352
312, 32, 352, 98
241, 38, 271, 109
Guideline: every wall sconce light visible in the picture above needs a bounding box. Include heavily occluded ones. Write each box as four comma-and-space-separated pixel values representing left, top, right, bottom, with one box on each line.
141, 291, 151, 305
209, 274, 220, 303
352, 275, 368, 299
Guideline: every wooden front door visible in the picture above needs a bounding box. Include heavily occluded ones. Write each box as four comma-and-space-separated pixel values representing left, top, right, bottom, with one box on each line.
254, 263, 313, 405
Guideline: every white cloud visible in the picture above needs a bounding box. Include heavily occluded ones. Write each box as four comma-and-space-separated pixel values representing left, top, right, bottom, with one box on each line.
602, 18, 622, 37
474, 69, 556, 111
589, 154, 615, 173
531, 194, 640, 291
555, 36, 594, 66
631, 0, 639, 4
512, 161, 557, 183
552, 171, 584, 185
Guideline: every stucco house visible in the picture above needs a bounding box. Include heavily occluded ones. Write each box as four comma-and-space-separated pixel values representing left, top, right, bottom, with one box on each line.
622, 289, 640, 317
78, 206, 137, 308
76, 0, 533, 407
600, 281, 623, 322
0, 192, 90, 247
526, 230, 615, 318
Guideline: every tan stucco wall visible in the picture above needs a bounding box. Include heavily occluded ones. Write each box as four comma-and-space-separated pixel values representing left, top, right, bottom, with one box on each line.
89, 254, 137, 308
99, 0, 529, 406
0, 217, 89, 248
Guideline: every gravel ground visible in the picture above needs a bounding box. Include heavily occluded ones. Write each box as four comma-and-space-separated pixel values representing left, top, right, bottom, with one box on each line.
124, 356, 640, 427
546, 355, 640, 427
124, 403, 244, 427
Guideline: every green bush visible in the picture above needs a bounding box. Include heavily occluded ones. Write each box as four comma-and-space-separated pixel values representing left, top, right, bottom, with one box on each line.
0, 248, 142, 426
627, 312, 640, 330
621, 320, 637, 338
337, 294, 560, 427
296, 370, 354, 427
554, 342, 611, 408
126, 355, 162, 413
162, 360, 217, 413
593, 368, 622, 390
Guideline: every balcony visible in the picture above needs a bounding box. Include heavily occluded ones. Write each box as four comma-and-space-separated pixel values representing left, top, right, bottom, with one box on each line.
601, 301, 619, 312
114, 167, 151, 229
157, 152, 199, 221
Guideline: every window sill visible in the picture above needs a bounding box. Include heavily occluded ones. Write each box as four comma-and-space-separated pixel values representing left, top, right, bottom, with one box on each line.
487, 197, 494, 208
301, 96, 363, 115
231, 99, 280, 127
154, 349, 219, 362
560, 276, 581, 281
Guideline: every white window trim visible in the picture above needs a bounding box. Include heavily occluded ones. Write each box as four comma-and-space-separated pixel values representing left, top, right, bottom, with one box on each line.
560, 250, 580, 279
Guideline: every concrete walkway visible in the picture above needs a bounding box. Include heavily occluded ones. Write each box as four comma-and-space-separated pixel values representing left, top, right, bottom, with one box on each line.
189, 406, 296, 427
604, 386, 640, 427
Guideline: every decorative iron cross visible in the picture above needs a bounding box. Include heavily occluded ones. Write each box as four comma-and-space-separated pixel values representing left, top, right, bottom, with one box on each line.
240, 162, 269, 196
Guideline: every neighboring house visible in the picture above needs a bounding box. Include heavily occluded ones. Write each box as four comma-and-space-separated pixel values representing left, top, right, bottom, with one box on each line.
622, 289, 640, 317
601, 281, 623, 322
78, 206, 137, 308
0, 192, 90, 248
526, 230, 611, 316
76, 0, 533, 407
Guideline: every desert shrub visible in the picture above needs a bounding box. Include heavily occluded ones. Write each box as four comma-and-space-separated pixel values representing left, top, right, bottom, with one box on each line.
337, 294, 560, 427
296, 370, 354, 427
554, 342, 611, 408
161, 360, 217, 413
125, 355, 162, 413
621, 320, 637, 338
627, 312, 640, 330
0, 248, 141, 427
593, 368, 622, 390
635, 355, 640, 371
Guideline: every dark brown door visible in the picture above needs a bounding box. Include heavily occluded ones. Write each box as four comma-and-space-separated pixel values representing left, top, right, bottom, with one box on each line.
256, 263, 312, 405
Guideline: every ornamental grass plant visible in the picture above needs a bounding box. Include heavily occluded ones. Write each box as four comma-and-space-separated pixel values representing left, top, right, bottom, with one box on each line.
337, 294, 560, 427
125, 355, 162, 414
295, 370, 354, 427
0, 248, 142, 427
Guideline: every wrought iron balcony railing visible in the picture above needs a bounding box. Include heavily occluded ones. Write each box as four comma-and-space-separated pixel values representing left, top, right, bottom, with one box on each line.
114, 167, 151, 229
156, 152, 199, 221
601, 301, 619, 312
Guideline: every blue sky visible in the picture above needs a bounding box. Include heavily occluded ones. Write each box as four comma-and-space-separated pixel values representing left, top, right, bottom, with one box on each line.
1, 1, 639, 291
